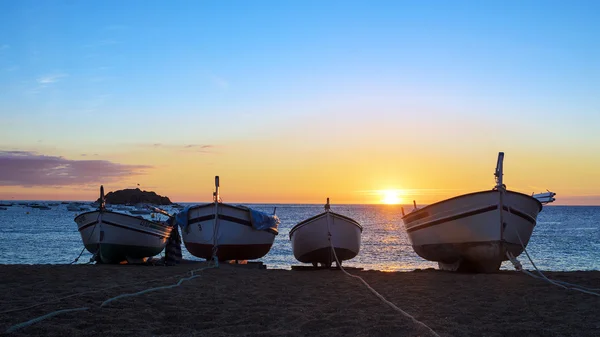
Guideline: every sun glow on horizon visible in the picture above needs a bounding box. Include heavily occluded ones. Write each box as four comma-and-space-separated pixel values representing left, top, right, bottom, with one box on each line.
381, 190, 403, 205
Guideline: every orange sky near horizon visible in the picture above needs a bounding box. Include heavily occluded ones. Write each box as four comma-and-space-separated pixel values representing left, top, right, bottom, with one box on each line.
1, 143, 599, 205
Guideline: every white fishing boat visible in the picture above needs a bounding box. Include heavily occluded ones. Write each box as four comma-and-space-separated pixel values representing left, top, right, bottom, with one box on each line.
176, 176, 279, 262
402, 152, 555, 272
289, 198, 362, 268
74, 186, 173, 264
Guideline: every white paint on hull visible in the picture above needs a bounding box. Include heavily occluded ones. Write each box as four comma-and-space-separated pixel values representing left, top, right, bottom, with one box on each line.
75, 211, 172, 253
181, 203, 276, 248
403, 190, 541, 263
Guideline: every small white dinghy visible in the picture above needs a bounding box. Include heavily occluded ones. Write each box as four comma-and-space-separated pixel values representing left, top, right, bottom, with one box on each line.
289, 198, 363, 268
74, 186, 173, 264
176, 176, 279, 262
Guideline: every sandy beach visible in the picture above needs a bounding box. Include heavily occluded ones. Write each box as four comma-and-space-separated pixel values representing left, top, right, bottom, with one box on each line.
0, 264, 599, 336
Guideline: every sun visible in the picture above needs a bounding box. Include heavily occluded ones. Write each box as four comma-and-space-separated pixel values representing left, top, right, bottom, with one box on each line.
381, 190, 402, 204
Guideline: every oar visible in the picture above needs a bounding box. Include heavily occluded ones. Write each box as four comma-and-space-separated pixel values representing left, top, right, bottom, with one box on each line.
145, 205, 173, 218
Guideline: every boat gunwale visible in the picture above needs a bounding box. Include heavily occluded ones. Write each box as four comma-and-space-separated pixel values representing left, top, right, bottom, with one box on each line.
185, 202, 250, 213
75, 209, 172, 229
402, 189, 542, 223
185, 202, 279, 236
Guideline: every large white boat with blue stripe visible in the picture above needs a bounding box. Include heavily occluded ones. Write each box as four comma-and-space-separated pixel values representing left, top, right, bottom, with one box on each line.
402, 152, 555, 272
176, 176, 279, 262
74, 186, 173, 264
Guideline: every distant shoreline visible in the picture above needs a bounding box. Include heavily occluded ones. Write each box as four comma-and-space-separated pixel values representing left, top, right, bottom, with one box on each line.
1, 200, 599, 207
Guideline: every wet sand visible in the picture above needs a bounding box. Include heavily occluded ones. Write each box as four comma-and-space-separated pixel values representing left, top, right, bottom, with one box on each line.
0, 264, 599, 336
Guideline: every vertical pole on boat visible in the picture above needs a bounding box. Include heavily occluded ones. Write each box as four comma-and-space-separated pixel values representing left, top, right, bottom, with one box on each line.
325, 197, 333, 267
495, 152, 506, 243
99, 185, 105, 211
212, 176, 220, 262
495, 152, 505, 190
214, 176, 220, 203
413, 200, 417, 210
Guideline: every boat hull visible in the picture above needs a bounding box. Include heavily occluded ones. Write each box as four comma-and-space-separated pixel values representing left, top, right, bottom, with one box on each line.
181, 203, 277, 261
402, 190, 542, 272
75, 210, 172, 264
289, 212, 362, 266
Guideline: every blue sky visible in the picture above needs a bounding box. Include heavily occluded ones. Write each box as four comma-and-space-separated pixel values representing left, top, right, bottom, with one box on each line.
1, 1, 599, 203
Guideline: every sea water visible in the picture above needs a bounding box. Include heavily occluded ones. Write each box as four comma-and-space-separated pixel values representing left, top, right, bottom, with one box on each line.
0, 203, 598, 271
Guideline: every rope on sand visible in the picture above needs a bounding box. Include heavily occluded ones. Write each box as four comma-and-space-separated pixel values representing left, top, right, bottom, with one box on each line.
0, 270, 198, 315
5, 307, 90, 333
100, 262, 217, 307
506, 228, 600, 297
325, 214, 440, 337
3, 262, 218, 333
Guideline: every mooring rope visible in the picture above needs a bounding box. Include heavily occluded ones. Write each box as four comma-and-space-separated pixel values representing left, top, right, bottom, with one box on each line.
69, 212, 101, 264
0, 268, 199, 316
506, 227, 600, 297
3, 262, 218, 333
5, 307, 90, 333
325, 213, 440, 337
100, 263, 217, 307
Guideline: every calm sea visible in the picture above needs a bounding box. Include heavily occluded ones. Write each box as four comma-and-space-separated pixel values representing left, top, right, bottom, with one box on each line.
0, 203, 598, 271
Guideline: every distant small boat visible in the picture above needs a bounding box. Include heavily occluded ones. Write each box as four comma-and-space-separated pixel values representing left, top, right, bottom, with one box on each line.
177, 176, 279, 261
402, 152, 555, 273
129, 209, 152, 215
74, 186, 173, 264
290, 198, 362, 267
67, 202, 90, 212
29, 204, 50, 210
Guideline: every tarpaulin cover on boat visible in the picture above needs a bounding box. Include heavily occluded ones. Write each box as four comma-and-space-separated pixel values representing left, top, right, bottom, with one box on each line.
248, 208, 280, 233
175, 206, 190, 231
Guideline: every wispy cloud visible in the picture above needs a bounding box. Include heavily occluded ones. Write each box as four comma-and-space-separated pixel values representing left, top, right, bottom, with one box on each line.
140, 143, 217, 153
4, 65, 19, 72
184, 144, 214, 150
0, 151, 152, 187
37, 73, 67, 84
0, 44, 9, 50
211, 76, 229, 89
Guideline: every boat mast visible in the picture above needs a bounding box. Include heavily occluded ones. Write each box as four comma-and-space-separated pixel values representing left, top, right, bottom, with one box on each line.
213, 176, 220, 203
325, 197, 330, 212
212, 176, 220, 261
99, 185, 105, 211
494, 152, 505, 190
